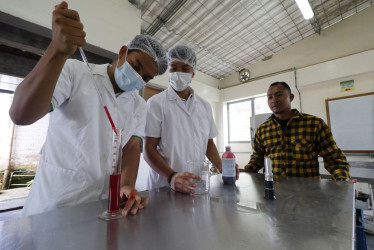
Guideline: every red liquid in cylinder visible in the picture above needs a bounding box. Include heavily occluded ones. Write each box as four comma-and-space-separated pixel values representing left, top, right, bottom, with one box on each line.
108, 174, 121, 213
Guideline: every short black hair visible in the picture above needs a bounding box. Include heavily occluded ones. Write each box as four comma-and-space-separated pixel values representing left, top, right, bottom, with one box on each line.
269, 81, 291, 94
112, 49, 140, 64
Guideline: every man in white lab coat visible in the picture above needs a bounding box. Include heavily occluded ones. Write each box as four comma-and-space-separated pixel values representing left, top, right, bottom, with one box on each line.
9, 2, 167, 215
144, 45, 239, 194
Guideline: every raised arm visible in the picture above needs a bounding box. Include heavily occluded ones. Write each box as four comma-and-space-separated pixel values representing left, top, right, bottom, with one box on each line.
9, 1, 85, 125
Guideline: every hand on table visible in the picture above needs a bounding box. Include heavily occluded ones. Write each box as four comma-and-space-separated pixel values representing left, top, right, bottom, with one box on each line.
170, 172, 200, 195
120, 186, 149, 216
348, 179, 357, 183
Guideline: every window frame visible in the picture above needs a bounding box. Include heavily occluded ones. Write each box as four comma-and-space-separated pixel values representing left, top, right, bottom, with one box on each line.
227, 95, 270, 143
227, 98, 254, 143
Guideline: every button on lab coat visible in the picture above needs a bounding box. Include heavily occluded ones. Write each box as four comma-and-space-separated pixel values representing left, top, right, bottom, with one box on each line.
23, 59, 146, 215
145, 86, 218, 189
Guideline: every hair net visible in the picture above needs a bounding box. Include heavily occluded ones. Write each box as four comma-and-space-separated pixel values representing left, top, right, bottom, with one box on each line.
126, 34, 167, 75
167, 45, 197, 69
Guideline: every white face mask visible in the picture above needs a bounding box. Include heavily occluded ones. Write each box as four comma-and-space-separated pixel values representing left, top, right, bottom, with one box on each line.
114, 51, 146, 92
168, 72, 192, 92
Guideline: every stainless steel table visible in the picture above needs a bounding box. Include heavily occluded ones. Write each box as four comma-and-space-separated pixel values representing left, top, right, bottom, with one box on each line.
0, 173, 355, 250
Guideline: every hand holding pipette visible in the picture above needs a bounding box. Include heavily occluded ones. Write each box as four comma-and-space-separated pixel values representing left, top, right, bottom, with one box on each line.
53, 2, 117, 135
52, 2, 86, 56
9, 1, 86, 125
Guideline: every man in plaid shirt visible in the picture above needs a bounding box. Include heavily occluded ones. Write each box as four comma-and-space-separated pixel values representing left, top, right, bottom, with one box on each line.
244, 82, 356, 182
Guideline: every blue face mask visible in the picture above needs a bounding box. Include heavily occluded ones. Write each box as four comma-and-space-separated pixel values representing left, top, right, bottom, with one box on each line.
114, 55, 146, 92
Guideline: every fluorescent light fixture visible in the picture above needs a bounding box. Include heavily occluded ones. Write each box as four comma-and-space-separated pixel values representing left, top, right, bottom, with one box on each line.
295, 0, 314, 20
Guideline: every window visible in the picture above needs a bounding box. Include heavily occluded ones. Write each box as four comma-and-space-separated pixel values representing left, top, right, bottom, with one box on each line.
0, 74, 49, 175
227, 99, 252, 142
254, 96, 272, 115
227, 95, 272, 143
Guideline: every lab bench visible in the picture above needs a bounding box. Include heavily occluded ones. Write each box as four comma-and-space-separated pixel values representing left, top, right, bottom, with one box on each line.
0, 173, 355, 250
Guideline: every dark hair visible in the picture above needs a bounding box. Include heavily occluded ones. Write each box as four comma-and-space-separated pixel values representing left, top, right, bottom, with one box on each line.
270, 81, 291, 94
112, 49, 140, 64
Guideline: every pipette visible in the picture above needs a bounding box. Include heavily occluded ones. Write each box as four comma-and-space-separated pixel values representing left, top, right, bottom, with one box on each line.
78, 47, 117, 135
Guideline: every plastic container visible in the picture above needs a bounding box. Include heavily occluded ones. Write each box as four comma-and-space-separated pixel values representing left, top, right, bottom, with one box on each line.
222, 146, 236, 185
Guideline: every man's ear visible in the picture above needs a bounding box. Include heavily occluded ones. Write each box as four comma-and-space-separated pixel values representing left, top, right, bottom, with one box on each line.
192, 71, 195, 78
118, 46, 128, 60
290, 93, 295, 102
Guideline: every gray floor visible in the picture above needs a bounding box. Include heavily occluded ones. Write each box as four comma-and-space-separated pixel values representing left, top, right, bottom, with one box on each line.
0, 206, 23, 221
0, 187, 28, 221
367, 234, 374, 249
0, 199, 25, 221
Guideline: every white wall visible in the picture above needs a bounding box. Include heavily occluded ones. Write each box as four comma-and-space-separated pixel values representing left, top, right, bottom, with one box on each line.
220, 5, 374, 88
0, 0, 141, 53
300, 72, 374, 123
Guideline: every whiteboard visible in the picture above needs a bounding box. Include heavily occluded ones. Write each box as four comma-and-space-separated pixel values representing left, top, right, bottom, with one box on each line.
326, 93, 374, 152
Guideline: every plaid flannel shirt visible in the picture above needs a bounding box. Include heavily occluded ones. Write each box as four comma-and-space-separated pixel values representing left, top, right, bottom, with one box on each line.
244, 109, 351, 180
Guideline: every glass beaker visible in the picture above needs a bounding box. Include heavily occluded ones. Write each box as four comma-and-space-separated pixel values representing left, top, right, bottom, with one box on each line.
186, 160, 210, 195
99, 128, 123, 220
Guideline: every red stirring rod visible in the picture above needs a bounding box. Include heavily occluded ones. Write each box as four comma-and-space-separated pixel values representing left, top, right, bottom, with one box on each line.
104, 106, 117, 135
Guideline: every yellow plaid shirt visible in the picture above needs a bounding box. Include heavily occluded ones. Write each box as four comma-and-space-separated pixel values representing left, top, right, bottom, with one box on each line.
245, 110, 351, 180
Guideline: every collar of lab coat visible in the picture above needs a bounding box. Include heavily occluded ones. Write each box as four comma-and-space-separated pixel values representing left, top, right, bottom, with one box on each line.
167, 86, 199, 103
91, 63, 111, 76
91, 63, 137, 100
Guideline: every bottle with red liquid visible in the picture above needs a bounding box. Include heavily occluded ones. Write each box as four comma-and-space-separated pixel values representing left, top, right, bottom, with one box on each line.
222, 146, 236, 185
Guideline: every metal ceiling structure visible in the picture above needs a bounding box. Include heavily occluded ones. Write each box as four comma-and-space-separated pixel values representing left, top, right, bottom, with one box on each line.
130, 0, 373, 79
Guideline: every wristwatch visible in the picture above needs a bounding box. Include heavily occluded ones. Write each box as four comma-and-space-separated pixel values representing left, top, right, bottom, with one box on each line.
168, 172, 178, 185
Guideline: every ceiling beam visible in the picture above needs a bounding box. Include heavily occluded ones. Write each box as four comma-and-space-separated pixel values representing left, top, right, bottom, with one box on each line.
309, 16, 321, 34
142, 0, 188, 36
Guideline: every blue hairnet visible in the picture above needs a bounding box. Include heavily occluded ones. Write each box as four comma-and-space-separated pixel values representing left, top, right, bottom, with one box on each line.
167, 45, 197, 69
127, 34, 167, 75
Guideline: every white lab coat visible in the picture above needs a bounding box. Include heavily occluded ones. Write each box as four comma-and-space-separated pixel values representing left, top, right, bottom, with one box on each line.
145, 86, 218, 190
23, 59, 146, 216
